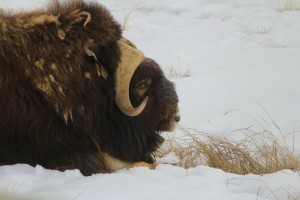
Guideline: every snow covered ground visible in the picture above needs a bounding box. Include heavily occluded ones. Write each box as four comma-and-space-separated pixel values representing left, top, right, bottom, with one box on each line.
1, 0, 300, 199
1, 164, 300, 200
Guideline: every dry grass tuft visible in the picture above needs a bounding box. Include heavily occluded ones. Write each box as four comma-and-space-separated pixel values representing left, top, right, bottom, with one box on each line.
279, 0, 300, 11
230, 24, 285, 48
157, 121, 300, 175
167, 49, 191, 78
167, 64, 191, 78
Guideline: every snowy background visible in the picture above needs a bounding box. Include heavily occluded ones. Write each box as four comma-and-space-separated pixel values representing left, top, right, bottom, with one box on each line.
1, 0, 300, 199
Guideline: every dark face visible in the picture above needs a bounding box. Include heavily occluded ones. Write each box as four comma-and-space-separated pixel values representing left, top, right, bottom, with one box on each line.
129, 58, 180, 132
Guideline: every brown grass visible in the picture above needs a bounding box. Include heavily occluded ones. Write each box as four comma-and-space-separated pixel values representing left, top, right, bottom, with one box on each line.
167, 64, 191, 78
230, 24, 285, 48
156, 123, 300, 175
279, 0, 300, 11
167, 49, 191, 78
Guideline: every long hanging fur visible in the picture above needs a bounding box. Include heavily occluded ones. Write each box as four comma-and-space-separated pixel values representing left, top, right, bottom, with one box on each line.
0, 0, 178, 175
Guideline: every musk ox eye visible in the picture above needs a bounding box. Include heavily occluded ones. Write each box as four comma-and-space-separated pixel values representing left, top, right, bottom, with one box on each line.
137, 82, 149, 90
136, 78, 151, 90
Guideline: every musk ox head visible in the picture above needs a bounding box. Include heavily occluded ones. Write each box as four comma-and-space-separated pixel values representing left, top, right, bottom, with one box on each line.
97, 38, 181, 171
114, 38, 180, 131
129, 57, 180, 132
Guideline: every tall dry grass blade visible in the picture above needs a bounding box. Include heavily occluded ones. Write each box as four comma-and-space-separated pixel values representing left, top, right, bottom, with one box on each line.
121, 0, 141, 30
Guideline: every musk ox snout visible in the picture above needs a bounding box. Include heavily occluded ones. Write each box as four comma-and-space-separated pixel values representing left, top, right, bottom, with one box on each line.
174, 114, 181, 122
169, 104, 181, 131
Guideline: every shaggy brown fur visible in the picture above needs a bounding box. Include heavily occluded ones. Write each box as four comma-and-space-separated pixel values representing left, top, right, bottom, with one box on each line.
0, 0, 179, 175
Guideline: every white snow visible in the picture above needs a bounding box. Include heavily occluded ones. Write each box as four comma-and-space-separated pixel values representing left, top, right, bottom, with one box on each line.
1, 164, 300, 200
1, 0, 300, 200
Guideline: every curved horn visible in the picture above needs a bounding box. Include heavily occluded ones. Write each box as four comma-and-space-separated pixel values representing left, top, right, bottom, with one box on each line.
115, 38, 147, 117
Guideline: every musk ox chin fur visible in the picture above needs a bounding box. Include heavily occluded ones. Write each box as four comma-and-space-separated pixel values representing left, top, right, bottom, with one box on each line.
0, 0, 180, 176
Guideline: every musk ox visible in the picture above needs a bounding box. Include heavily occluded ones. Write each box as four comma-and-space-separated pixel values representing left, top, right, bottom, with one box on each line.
0, 0, 180, 175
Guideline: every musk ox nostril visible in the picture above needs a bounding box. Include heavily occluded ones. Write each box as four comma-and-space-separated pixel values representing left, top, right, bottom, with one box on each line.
174, 115, 181, 122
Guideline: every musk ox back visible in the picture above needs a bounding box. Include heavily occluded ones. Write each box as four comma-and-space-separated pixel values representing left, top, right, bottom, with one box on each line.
0, 0, 180, 176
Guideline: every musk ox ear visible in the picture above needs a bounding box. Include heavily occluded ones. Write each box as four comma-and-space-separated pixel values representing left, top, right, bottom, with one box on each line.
114, 38, 148, 117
